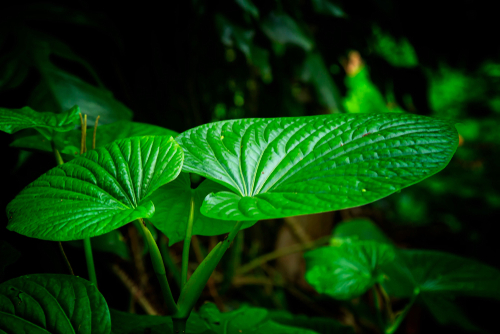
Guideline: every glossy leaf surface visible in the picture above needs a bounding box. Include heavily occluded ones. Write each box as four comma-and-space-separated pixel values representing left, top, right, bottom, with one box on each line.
0, 105, 79, 139
148, 173, 255, 246
7, 136, 183, 241
305, 241, 395, 299
177, 114, 458, 221
0, 274, 110, 334
10, 120, 177, 155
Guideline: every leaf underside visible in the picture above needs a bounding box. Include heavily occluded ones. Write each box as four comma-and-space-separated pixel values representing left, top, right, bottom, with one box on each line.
6, 136, 183, 241
0, 274, 110, 334
177, 114, 458, 221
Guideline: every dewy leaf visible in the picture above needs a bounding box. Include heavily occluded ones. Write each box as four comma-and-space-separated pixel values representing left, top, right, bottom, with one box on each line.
0, 105, 80, 139
148, 173, 255, 246
332, 218, 393, 245
6, 136, 183, 241
177, 114, 458, 221
382, 249, 500, 300
198, 303, 318, 334
11, 120, 178, 155
304, 241, 395, 300
0, 274, 110, 334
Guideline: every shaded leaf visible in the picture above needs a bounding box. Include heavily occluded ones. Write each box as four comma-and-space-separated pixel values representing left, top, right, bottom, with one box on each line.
268, 310, 354, 334
235, 0, 259, 19
332, 218, 393, 245
198, 303, 318, 334
421, 295, 481, 332
148, 173, 255, 246
312, 0, 346, 17
11, 120, 178, 156
7, 136, 183, 241
177, 114, 458, 221
261, 13, 314, 51
66, 230, 130, 260
305, 241, 395, 299
0, 105, 79, 139
0, 274, 110, 334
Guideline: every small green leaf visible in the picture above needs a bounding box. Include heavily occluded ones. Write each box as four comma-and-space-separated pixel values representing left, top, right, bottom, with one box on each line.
177, 114, 458, 221
332, 218, 393, 245
148, 173, 255, 246
261, 13, 314, 51
0, 105, 79, 139
7, 136, 183, 241
235, 0, 259, 18
66, 230, 130, 260
0, 274, 110, 334
198, 303, 318, 334
305, 241, 395, 299
312, 0, 346, 17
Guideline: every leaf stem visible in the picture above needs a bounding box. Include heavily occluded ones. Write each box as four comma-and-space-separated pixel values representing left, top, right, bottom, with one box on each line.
58, 242, 74, 275
176, 220, 244, 319
159, 236, 182, 288
92, 115, 100, 149
385, 290, 419, 334
181, 195, 195, 288
138, 218, 178, 315
83, 237, 98, 287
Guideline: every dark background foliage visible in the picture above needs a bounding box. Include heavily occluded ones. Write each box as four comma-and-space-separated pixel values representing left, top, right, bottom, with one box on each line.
1, 1, 499, 333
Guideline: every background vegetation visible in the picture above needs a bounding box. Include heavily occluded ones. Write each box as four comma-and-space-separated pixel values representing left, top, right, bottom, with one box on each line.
1, 1, 499, 333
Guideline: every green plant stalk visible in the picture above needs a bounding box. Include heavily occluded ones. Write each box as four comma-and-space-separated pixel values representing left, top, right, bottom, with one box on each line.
138, 219, 178, 315
83, 237, 98, 287
385, 290, 419, 334
181, 195, 195, 288
219, 230, 243, 294
372, 286, 385, 330
175, 220, 244, 319
159, 236, 182, 288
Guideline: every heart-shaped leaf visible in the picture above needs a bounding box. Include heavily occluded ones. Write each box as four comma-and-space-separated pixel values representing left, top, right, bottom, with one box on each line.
177, 114, 458, 221
0, 105, 80, 139
10, 120, 177, 155
304, 241, 395, 300
148, 173, 255, 246
0, 274, 110, 334
6, 136, 183, 241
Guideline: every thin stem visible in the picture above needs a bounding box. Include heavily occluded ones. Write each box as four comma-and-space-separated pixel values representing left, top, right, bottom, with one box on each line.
159, 236, 182, 288
236, 235, 331, 275
385, 290, 419, 334
92, 115, 100, 149
138, 219, 178, 315
181, 195, 195, 288
176, 220, 244, 319
58, 242, 74, 275
83, 237, 98, 287
372, 286, 384, 330
51, 143, 64, 165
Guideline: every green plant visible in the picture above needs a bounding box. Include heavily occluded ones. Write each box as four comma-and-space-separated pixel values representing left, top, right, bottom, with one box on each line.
1, 105, 460, 333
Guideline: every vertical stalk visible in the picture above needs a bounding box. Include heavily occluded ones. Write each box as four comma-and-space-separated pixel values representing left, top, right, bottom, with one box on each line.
385, 289, 419, 334
176, 220, 244, 319
159, 236, 182, 288
181, 195, 195, 288
83, 237, 98, 287
138, 219, 178, 315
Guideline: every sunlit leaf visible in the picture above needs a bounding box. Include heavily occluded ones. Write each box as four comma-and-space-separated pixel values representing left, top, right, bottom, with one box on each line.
177, 114, 458, 221
7, 136, 183, 241
0, 274, 110, 334
0, 105, 79, 139
148, 173, 255, 246
305, 241, 395, 299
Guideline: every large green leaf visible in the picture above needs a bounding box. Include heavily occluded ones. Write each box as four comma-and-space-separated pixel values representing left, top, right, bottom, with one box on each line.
0, 105, 79, 139
304, 241, 395, 300
10, 120, 178, 156
382, 250, 500, 300
6, 136, 183, 241
177, 114, 458, 221
197, 303, 318, 334
0, 274, 110, 334
148, 173, 255, 246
